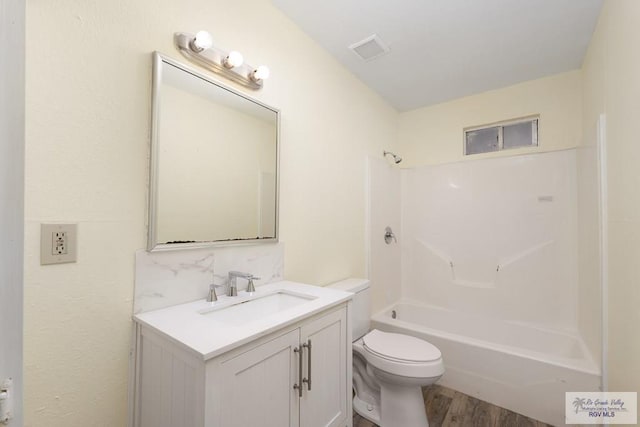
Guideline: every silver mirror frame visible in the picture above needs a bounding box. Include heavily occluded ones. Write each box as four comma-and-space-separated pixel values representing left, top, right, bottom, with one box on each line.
147, 52, 280, 251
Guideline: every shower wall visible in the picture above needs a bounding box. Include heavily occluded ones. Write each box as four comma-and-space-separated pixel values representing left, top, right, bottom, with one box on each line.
576, 136, 603, 365
401, 150, 580, 332
367, 157, 402, 312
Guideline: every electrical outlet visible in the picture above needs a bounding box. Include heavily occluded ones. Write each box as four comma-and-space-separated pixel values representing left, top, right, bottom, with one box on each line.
41, 224, 77, 265
52, 231, 68, 255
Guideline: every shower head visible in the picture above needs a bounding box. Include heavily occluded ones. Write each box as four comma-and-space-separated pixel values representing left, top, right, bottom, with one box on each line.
383, 150, 402, 164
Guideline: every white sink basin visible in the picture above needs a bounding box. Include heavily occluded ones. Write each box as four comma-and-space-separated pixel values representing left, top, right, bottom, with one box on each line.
199, 290, 317, 324
134, 280, 354, 360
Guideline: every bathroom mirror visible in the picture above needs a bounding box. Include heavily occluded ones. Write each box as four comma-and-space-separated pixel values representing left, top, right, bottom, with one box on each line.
148, 52, 279, 251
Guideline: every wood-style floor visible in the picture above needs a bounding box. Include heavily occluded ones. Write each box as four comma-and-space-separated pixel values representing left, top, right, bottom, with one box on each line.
353, 384, 554, 427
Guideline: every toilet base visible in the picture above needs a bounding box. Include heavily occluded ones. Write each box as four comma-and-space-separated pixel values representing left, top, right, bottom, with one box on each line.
379, 381, 429, 427
353, 394, 381, 425
354, 383, 431, 427
351, 334, 442, 427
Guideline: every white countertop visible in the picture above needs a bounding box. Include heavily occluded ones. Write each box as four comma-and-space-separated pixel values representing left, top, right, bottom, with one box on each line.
134, 281, 352, 361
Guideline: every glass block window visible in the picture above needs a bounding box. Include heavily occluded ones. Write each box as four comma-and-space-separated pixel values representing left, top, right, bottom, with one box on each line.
464, 117, 538, 155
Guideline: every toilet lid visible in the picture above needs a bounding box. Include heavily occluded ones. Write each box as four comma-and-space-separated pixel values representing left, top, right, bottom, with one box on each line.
363, 329, 441, 363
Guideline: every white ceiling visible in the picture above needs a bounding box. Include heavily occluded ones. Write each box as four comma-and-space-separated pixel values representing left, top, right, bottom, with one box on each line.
272, 0, 603, 111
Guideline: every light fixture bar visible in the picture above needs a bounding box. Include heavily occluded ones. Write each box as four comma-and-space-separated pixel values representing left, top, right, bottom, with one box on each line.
174, 32, 268, 90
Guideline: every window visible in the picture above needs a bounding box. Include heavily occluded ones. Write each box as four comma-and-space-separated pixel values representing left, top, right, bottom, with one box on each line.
464, 117, 538, 155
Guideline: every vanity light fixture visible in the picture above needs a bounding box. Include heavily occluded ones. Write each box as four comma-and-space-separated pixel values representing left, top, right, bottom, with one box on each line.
190, 30, 213, 52
223, 51, 244, 69
174, 31, 269, 90
251, 65, 270, 82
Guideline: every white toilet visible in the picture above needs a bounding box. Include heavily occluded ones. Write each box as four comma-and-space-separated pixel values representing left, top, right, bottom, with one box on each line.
329, 279, 444, 427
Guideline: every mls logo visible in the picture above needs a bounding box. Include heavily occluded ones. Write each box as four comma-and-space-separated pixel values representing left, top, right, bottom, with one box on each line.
566, 392, 637, 424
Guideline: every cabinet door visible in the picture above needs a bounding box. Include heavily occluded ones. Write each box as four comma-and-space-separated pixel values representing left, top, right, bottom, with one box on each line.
299, 308, 348, 427
218, 329, 301, 427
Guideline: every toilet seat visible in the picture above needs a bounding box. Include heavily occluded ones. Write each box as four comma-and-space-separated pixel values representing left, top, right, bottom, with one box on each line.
363, 329, 441, 362
359, 330, 444, 378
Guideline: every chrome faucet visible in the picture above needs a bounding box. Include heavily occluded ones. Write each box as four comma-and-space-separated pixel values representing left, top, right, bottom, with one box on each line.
227, 271, 260, 296
207, 283, 225, 302
206, 270, 227, 303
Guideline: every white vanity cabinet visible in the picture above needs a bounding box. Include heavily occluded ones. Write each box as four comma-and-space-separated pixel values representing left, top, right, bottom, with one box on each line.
133, 301, 351, 427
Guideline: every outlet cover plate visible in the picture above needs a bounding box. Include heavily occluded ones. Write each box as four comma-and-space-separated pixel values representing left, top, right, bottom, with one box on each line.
40, 224, 77, 265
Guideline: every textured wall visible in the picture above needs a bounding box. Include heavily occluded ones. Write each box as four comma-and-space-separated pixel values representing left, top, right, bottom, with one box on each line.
398, 70, 583, 167
24, 1, 397, 425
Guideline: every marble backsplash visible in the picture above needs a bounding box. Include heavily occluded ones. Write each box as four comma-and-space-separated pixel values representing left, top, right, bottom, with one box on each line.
134, 243, 284, 313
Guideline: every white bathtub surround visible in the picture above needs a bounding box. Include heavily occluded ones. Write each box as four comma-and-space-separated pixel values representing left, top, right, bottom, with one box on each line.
134, 243, 284, 314
401, 150, 580, 330
366, 156, 402, 312
576, 135, 605, 382
372, 301, 600, 426
366, 148, 603, 425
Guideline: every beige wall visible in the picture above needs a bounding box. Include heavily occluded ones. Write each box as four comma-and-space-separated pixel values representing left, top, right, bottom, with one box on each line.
398, 70, 582, 167
582, 0, 640, 411
24, 1, 397, 425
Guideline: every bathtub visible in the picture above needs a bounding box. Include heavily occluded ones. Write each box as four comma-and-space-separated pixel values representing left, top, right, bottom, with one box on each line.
371, 300, 601, 426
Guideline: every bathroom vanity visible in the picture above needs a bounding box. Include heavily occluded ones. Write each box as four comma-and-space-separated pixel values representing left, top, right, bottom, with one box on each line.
130, 281, 352, 427
132, 53, 353, 427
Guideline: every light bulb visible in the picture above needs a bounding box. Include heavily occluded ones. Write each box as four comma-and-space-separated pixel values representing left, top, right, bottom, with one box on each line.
252, 65, 270, 82
192, 30, 213, 51
223, 51, 244, 68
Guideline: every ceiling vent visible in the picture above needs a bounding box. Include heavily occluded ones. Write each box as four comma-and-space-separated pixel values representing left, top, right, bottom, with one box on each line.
349, 34, 389, 61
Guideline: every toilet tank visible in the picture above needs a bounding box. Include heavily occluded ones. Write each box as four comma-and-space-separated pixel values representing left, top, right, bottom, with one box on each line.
327, 278, 370, 340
